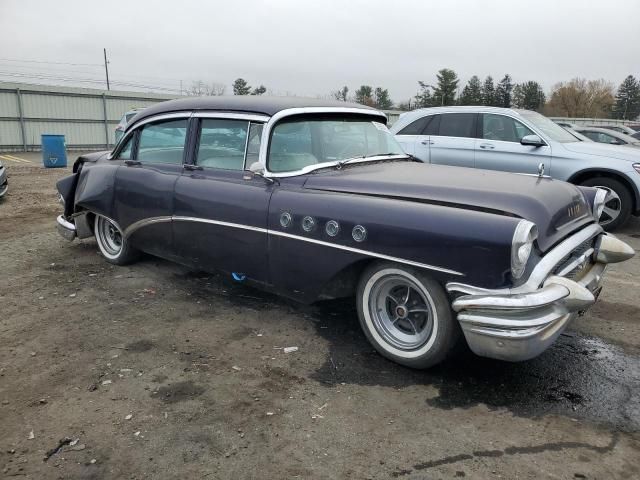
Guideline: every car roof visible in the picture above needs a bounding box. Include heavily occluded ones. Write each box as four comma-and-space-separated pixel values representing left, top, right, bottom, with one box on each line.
390, 106, 536, 133
130, 96, 379, 125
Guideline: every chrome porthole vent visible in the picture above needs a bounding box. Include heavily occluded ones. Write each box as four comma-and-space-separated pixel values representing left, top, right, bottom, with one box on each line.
302, 216, 316, 232
280, 212, 292, 228
326, 220, 340, 237
352, 225, 367, 242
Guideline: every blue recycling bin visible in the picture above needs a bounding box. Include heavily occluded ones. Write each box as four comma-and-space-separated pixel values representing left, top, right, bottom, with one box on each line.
41, 134, 67, 168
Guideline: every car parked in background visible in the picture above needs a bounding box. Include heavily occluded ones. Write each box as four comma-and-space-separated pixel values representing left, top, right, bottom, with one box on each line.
573, 126, 640, 148
391, 107, 640, 230
588, 124, 637, 136
0, 159, 7, 198
54, 96, 635, 368
114, 108, 145, 144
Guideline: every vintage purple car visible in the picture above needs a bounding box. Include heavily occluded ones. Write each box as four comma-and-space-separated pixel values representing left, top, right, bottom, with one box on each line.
55, 97, 634, 368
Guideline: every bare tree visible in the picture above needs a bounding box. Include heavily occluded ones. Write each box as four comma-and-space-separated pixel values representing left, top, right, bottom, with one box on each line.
187, 81, 226, 96
544, 78, 615, 118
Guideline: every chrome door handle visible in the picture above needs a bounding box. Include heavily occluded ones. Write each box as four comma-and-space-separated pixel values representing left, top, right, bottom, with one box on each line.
479, 143, 495, 149
421, 140, 434, 145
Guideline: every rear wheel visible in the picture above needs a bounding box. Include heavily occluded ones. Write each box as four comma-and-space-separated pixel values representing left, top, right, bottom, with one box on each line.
580, 177, 632, 231
94, 214, 139, 265
356, 262, 461, 369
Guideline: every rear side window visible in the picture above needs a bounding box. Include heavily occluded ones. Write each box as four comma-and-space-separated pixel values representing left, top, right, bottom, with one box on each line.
437, 113, 476, 138
138, 119, 188, 164
397, 116, 432, 135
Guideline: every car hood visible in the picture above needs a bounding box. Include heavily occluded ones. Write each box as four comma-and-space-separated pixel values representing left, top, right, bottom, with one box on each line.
561, 141, 640, 162
303, 161, 595, 252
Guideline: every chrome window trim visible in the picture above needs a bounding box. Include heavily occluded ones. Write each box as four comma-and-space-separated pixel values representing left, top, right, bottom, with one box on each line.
193, 112, 270, 122
126, 111, 194, 134
257, 107, 388, 178
122, 214, 463, 277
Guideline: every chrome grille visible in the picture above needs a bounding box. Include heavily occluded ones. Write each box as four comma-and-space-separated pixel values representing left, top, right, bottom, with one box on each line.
553, 237, 596, 279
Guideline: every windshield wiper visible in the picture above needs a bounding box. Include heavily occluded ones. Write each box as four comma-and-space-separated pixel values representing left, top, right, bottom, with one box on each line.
335, 153, 405, 170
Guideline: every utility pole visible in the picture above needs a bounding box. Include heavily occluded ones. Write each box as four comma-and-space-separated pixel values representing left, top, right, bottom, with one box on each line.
103, 48, 110, 90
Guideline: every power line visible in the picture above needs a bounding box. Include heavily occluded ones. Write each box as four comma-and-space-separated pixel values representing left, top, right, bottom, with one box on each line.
0, 57, 103, 67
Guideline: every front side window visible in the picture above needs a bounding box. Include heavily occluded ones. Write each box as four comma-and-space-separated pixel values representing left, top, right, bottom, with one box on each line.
268, 117, 404, 173
437, 113, 475, 138
114, 135, 133, 160
138, 119, 188, 164
518, 111, 578, 143
482, 114, 534, 143
197, 119, 251, 170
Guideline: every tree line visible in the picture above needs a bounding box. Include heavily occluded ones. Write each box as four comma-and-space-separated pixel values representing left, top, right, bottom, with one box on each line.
332, 69, 640, 120
186, 72, 640, 121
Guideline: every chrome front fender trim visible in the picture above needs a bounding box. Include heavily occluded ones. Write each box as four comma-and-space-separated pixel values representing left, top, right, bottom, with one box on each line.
120, 214, 463, 277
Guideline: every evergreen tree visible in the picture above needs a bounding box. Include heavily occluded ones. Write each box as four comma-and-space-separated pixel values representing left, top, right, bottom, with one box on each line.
251, 85, 267, 95
374, 87, 393, 109
512, 81, 546, 110
432, 68, 458, 106
355, 85, 374, 105
414, 81, 434, 108
332, 86, 349, 101
495, 74, 514, 107
614, 75, 640, 120
458, 75, 483, 105
232, 78, 252, 95
481, 76, 496, 106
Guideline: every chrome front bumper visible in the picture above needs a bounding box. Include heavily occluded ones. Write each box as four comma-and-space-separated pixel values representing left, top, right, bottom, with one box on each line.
56, 215, 77, 241
447, 226, 635, 362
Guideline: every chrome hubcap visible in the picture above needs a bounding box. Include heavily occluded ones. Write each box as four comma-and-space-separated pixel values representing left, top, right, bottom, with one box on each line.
97, 216, 123, 256
368, 274, 435, 351
595, 186, 621, 226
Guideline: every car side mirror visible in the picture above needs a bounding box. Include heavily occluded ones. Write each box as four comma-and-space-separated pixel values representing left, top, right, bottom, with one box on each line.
520, 134, 545, 147
248, 161, 265, 175
247, 161, 275, 184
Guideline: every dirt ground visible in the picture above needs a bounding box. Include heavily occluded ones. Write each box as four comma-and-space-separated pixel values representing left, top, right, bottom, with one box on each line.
1, 153, 639, 479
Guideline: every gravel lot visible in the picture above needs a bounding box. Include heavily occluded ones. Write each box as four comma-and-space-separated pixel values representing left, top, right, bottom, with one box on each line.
1, 153, 639, 479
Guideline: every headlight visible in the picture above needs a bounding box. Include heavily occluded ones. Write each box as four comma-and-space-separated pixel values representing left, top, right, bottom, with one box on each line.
592, 188, 607, 220
511, 220, 538, 279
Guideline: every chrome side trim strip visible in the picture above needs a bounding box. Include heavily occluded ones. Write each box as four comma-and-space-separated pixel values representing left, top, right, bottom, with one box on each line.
269, 229, 463, 276
122, 215, 463, 277
123, 216, 172, 238
172, 216, 268, 234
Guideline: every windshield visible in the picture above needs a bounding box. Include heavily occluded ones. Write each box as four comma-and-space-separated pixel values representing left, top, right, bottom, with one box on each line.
268, 117, 405, 173
519, 111, 579, 143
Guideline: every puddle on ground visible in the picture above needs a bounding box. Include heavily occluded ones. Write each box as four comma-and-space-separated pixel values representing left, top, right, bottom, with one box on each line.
307, 300, 640, 433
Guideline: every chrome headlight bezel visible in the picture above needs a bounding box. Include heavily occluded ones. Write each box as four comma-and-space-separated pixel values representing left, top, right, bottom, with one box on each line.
511, 220, 538, 279
592, 188, 607, 220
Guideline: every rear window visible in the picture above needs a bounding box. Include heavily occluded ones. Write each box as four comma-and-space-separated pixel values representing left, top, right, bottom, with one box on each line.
397, 116, 432, 135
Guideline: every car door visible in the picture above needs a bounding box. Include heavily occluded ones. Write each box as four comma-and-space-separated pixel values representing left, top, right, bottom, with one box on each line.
112, 115, 189, 259
474, 113, 551, 174
172, 115, 273, 284
428, 113, 477, 167
393, 114, 435, 162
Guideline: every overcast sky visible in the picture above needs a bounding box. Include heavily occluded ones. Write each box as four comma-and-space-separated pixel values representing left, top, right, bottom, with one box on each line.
1, 0, 638, 102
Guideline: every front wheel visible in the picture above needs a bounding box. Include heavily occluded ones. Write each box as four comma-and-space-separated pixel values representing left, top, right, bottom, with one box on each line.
580, 177, 632, 231
356, 262, 461, 369
94, 214, 139, 265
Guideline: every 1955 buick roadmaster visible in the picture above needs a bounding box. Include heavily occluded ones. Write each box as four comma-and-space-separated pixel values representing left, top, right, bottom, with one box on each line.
55, 97, 635, 368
